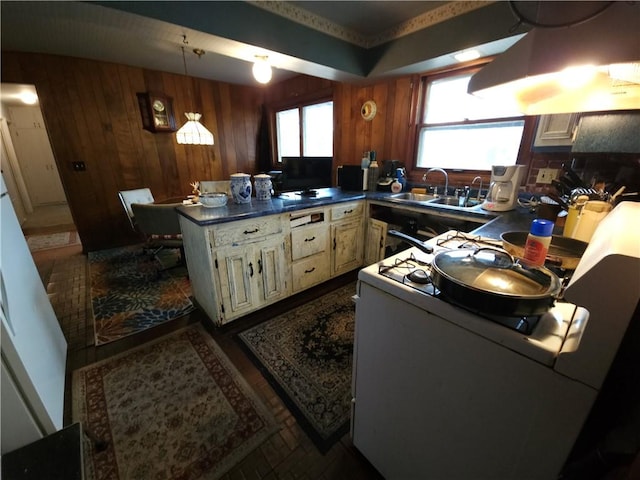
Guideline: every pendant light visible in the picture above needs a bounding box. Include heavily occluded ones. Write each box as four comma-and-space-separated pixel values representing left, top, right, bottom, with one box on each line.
252, 56, 272, 84
176, 37, 214, 145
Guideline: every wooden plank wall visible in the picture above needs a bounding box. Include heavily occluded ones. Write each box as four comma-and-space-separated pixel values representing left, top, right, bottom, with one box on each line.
264, 74, 417, 183
3, 52, 584, 251
2, 52, 264, 251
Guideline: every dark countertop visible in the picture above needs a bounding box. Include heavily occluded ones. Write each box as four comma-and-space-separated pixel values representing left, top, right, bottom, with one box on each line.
176, 187, 547, 238
176, 188, 366, 226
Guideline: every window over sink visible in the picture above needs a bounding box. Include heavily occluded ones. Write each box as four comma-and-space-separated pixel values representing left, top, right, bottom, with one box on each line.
415, 67, 526, 171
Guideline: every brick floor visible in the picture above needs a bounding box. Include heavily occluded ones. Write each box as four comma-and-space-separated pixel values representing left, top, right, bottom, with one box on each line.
36, 244, 382, 480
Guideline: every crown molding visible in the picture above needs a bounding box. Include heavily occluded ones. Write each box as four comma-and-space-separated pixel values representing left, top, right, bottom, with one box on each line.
250, 1, 494, 48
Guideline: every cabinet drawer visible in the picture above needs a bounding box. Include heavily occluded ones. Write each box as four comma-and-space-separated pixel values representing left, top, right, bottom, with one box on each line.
330, 202, 362, 221
212, 216, 283, 247
291, 224, 328, 261
292, 253, 330, 292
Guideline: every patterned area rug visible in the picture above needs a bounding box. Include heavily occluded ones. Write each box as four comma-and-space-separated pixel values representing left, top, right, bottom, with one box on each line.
89, 246, 194, 345
26, 230, 81, 251
237, 283, 356, 453
73, 324, 279, 479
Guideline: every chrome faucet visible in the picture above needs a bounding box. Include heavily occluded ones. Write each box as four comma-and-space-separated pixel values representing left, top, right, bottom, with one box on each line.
422, 168, 449, 197
471, 176, 483, 201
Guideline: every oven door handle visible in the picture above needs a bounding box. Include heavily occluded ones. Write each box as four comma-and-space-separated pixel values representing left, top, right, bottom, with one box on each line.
388, 230, 434, 254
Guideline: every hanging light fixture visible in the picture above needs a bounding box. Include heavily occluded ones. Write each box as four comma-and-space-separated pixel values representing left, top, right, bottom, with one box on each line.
252, 55, 272, 84
176, 37, 214, 145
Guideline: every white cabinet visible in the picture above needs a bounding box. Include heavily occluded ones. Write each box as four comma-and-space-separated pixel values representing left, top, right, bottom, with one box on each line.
533, 113, 580, 148
290, 209, 330, 292
180, 199, 365, 326
7, 106, 66, 206
330, 202, 364, 277
364, 218, 387, 266
179, 213, 290, 326
216, 235, 290, 322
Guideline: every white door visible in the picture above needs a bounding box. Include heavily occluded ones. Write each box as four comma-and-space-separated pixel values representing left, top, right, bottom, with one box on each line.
0, 186, 67, 435
8, 106, 66, 206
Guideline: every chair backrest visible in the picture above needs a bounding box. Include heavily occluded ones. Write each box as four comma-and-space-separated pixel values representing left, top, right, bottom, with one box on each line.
118, 188, 155, 229
199, 180, 231, 196
130, 203, 182, 238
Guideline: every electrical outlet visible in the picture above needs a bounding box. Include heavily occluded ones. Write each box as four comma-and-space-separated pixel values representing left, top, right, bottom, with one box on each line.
71, 161, 86, 171
536, 168, 558, 184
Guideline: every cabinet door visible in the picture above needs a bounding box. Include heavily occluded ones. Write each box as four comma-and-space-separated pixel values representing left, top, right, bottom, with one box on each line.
533, 113, 579, 148
331, 219, 364, 276
216, 246, 257, 321
256, 237, 290, 303
364, 218, 387, 266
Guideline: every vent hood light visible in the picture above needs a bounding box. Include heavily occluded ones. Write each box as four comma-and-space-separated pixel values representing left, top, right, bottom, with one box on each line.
468, 2, 640, 115
454, 49, 481, 63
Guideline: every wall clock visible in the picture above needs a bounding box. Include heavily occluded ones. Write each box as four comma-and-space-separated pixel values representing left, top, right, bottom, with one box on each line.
136, 92, 177, 132
361, 100, 377, 121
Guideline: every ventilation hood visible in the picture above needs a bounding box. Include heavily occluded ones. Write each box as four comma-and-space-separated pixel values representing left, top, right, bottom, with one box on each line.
468, 2, 640, 115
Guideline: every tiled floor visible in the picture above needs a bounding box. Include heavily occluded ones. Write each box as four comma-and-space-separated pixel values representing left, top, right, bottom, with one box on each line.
31, 233, 383, 479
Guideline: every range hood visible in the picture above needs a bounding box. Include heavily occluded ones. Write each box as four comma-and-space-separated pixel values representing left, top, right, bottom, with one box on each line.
468, 2, 640, 115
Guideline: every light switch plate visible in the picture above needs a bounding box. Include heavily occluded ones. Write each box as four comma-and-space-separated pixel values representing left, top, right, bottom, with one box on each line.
536, 168, 558, 184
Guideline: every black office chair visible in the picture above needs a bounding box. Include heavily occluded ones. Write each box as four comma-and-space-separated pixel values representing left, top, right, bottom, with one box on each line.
130, 203, 185, 267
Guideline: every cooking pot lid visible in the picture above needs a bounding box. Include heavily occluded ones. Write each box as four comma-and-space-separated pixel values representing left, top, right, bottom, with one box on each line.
433, 248, 561, 298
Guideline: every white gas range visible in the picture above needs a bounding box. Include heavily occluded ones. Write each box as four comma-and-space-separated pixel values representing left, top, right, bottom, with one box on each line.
351, 203, 640, 480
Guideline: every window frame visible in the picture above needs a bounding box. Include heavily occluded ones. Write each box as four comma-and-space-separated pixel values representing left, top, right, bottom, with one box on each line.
411, 64, 533, 176
270, 94, 334, 165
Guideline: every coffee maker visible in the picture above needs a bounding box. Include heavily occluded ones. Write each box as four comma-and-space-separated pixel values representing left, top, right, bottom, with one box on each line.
376, 160, 401, 191
481, 165, 526, 212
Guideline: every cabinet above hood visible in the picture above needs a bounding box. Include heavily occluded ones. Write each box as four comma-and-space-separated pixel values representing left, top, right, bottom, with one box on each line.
468, 2, 640, 115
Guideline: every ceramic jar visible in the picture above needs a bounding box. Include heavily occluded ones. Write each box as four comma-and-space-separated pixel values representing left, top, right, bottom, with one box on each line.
253, 174, 273, 201
230, 173, 252, 204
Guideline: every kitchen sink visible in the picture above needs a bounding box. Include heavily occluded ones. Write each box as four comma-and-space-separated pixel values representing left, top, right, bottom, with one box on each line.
428, 196, 482, 208
389, 192, 436, 202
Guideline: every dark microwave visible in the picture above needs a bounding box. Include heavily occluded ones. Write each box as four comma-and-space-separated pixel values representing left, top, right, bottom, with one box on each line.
337, 165, 368, 191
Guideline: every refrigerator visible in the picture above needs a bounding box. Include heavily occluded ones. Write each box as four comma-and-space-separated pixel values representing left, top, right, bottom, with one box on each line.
1, 174, 67, 454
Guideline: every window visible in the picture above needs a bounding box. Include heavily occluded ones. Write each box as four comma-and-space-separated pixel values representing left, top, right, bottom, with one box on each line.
415, 69, 525, 170
275, 100, 333, 163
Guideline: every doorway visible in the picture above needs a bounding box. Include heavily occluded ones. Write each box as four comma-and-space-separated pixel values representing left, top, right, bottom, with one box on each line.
0, 83, 75, 235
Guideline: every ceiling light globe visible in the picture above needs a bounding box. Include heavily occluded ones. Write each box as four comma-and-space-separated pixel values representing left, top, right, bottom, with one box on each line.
253, 58, 272, 84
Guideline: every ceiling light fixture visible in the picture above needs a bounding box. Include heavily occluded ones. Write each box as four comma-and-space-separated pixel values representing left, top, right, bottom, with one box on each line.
468, 2, 640, 115
176, 36, 214, 146
19, 91, 38, 105
252, 56, 272, 84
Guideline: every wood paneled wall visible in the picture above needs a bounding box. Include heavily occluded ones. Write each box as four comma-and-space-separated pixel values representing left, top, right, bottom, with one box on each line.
2, 52, 264, 251
3, 52, 590, 251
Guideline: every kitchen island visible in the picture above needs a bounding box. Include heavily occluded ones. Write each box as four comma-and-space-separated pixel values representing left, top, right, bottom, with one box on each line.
177, 188, 367, 325
177, 187, 548, 326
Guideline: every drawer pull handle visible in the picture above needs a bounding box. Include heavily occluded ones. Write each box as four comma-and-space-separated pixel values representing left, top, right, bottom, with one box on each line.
304, 267, 316, 274
244, 228, 259, 234
249, 262, 254, 277
333, 238, 336, 250
304, 236, 316, 242
344, 209, 353, 214
258, 259, 263, 274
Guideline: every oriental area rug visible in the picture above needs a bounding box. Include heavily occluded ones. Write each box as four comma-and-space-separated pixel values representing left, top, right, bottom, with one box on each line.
237, 283, 356, 453
72, 324, 279, 480
89, 246, 194, 345
26, 230, 81, 252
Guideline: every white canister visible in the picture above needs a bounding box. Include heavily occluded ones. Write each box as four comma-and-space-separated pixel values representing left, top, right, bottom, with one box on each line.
253, 174, 273, 201
571, 200, 612, 242
230, 173, 252, 204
